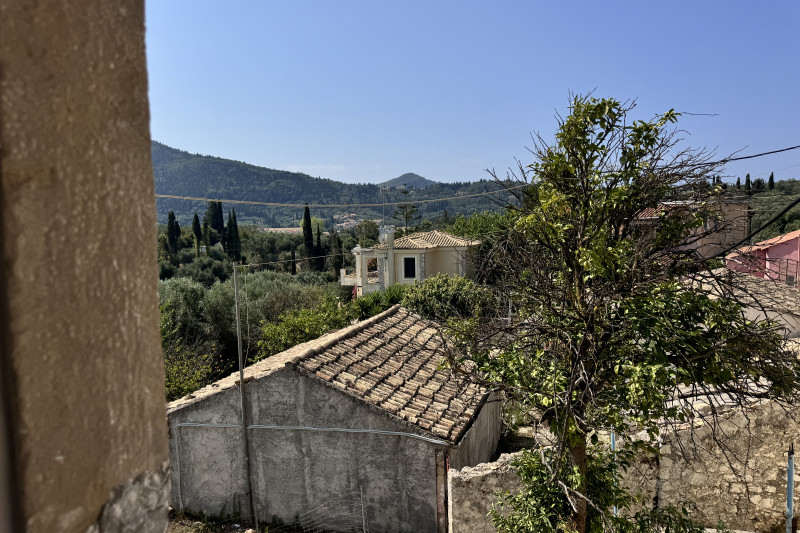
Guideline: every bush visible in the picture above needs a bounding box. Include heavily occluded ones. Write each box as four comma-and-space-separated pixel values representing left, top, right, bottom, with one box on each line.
402, 274, 496, 321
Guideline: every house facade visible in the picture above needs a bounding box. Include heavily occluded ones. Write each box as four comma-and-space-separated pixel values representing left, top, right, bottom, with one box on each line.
636, 200, 750, 259
167, 306, 501, 532
341, 228, 479, 296
726, 229, 800, 285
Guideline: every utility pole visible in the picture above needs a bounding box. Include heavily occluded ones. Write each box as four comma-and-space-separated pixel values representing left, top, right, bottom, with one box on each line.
234, 263, 258, 530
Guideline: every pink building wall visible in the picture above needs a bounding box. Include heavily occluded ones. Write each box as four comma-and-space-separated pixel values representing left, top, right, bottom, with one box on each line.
726, 230, 800, 283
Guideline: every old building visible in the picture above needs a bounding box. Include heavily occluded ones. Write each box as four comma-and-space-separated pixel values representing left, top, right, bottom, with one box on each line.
341, 228, 479, 296
167, 305, 501, 532
635, 200, 750, 259
726, 229, 800, 284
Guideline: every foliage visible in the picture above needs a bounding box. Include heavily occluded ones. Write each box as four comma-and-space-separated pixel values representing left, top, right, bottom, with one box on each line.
152, 140, 510, 227
402, 274, 495, 321
393, 190, 421, 231
161, 303, 218, 401
257, 299, 352, 360
351, 283, 408, 320
355, 219, 379, 247
159, 271, 332, 374
450, 95, 799, 532
256, 284, 408, 361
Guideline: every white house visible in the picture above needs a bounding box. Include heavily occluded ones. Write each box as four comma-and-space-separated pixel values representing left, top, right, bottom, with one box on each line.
341, 228, 479, 296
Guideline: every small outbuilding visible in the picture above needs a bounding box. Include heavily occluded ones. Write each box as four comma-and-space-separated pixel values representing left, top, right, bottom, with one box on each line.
167, 305, 501, 532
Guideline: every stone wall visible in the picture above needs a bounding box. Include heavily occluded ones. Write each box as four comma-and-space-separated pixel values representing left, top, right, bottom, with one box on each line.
448, 400, 800, 533
448, 452, 522, 533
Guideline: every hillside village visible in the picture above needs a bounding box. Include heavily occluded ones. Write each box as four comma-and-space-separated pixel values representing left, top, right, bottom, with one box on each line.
158, 103, 800, 533
4, 5, 800, 533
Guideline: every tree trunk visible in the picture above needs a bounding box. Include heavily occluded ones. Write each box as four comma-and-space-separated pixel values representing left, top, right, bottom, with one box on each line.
569, 436, 588, 533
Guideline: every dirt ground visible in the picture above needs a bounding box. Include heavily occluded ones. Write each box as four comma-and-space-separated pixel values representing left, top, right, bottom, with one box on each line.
167, 513, 257, 533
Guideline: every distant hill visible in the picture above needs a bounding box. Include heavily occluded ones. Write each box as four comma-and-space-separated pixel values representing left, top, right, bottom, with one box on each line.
381, 173, 438, 189
152, 141, 514, 227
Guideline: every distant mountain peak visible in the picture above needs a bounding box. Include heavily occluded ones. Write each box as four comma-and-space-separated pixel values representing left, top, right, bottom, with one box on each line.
381, 173, 438, 189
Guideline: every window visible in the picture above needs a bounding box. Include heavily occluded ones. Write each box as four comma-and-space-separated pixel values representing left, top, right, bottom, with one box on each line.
403, 257, 416, 279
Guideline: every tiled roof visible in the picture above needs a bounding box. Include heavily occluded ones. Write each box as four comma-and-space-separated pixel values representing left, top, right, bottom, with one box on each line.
704, 268, 800, 317
295, 306, 489, 443
168, 305, 491, 445
728, 229, 800, 256
374, 230, 478, 250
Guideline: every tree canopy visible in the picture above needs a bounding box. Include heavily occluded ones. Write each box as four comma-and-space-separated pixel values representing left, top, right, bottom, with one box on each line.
434, 96, 800, 532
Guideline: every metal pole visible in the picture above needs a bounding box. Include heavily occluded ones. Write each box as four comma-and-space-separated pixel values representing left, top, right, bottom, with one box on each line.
788, 443, 794, 533
234, 263, 258, 530
611, 429, 617, 517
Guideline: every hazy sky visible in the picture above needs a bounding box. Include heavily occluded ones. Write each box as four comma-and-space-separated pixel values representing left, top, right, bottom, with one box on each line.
145, 1, 799, 185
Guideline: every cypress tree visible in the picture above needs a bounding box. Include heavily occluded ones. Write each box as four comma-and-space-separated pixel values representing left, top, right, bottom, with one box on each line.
769, 172, 775, 190
290, 247, 297, 275
302, 204, 314, 270
203, 201, 225, 246
226, 209, 241, 261
331, 230, 343, 274
166, 211, 181, 258
315, 225, 324, 271
745, 173, 752, 195
736, 177, 741, 189
192, 213, 202, 256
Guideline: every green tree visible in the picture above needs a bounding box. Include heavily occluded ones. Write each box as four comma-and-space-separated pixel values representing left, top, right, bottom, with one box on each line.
203, 201, 224, 246
330, 229, 344, 275
192, 213, 203, 256
225, 209, 241, 261
166, 211, 181, 261
445, 96, 798, 532
768, 171, 775, 190
745, 173, 752, 194
302, 204, 315, 271
736, 177, 741, 189
393, 190, 420, 232
355, 219, 379, 247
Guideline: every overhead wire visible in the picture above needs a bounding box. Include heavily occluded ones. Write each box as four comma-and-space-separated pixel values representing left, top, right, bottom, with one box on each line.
155, 184, 527, 209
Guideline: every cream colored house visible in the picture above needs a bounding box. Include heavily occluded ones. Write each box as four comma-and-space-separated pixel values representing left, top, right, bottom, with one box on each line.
341, 228, 479, 296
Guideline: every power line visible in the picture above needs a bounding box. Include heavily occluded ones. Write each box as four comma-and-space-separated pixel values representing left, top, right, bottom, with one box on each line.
155, 184, 527, 209
718, 145, 800, 164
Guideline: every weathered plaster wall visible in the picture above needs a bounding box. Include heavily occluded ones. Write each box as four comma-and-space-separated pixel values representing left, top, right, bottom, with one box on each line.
449, 392, 502, 470
447, 452, 522, 533
0, 0, 170, 531
169, 368, 442, 532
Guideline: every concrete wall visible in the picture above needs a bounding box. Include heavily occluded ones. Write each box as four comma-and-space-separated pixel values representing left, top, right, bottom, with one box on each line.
0, 0, 170, 531
449, 392, 502, 470
169, 368, 442, 532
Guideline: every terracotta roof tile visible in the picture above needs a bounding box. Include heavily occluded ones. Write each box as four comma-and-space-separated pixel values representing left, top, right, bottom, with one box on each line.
290, 307, 490, 443
169, 305, 492, 445
373, 230, 479, 250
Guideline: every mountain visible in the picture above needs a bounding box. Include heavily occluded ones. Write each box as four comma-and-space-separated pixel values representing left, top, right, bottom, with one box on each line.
152, 141, 513, 227
381, 173, 438, 189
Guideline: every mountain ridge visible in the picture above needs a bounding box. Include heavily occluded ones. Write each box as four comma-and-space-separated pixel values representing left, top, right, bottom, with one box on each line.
152, 141, 511, 226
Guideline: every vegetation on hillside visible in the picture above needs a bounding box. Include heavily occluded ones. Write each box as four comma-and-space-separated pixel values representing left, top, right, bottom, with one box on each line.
152, 140, 513, 227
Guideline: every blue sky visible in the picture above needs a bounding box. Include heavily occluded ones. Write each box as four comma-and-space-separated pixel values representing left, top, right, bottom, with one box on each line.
145, 1, 800, 185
